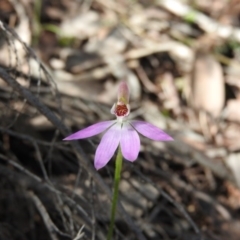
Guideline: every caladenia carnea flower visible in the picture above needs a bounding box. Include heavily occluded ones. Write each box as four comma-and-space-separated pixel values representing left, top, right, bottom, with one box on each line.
63, 81, 173, 170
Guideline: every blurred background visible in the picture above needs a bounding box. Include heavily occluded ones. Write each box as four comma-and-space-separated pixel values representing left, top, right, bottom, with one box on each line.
0, 0, 240, 239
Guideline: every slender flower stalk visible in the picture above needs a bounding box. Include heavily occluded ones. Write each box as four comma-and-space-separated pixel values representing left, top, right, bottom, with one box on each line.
63, 81, 173, 239
107, 147, 122, 240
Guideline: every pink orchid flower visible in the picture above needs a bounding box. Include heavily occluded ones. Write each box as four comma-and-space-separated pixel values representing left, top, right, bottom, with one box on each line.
64, 82, 173, 170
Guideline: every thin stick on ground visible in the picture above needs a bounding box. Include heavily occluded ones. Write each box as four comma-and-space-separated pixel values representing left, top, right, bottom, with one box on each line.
27, 190, 72, 240
133, 168, 201, 235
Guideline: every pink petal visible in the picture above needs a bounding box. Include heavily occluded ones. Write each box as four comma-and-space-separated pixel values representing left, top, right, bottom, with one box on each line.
94, 123, 121, 170
130, 120, 173, 141
63, 121, 116, 140
120, 123, 140, 162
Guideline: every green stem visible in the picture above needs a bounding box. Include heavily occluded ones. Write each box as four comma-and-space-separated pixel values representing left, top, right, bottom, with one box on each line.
107, 147, 123, 240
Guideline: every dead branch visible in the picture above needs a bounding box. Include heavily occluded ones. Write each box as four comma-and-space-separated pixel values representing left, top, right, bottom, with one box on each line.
0, 66, 147, 240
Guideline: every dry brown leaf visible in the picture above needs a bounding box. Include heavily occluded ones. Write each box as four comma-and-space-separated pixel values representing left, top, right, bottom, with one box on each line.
222, 123, 240, 151
159, 72, 181, 114
225, 99, 240, 122
191, 52, 225, 117
60, 11, 100, 39
226, 153, 240, 189
85, 28, 127, 55
0, 0, 30, 66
